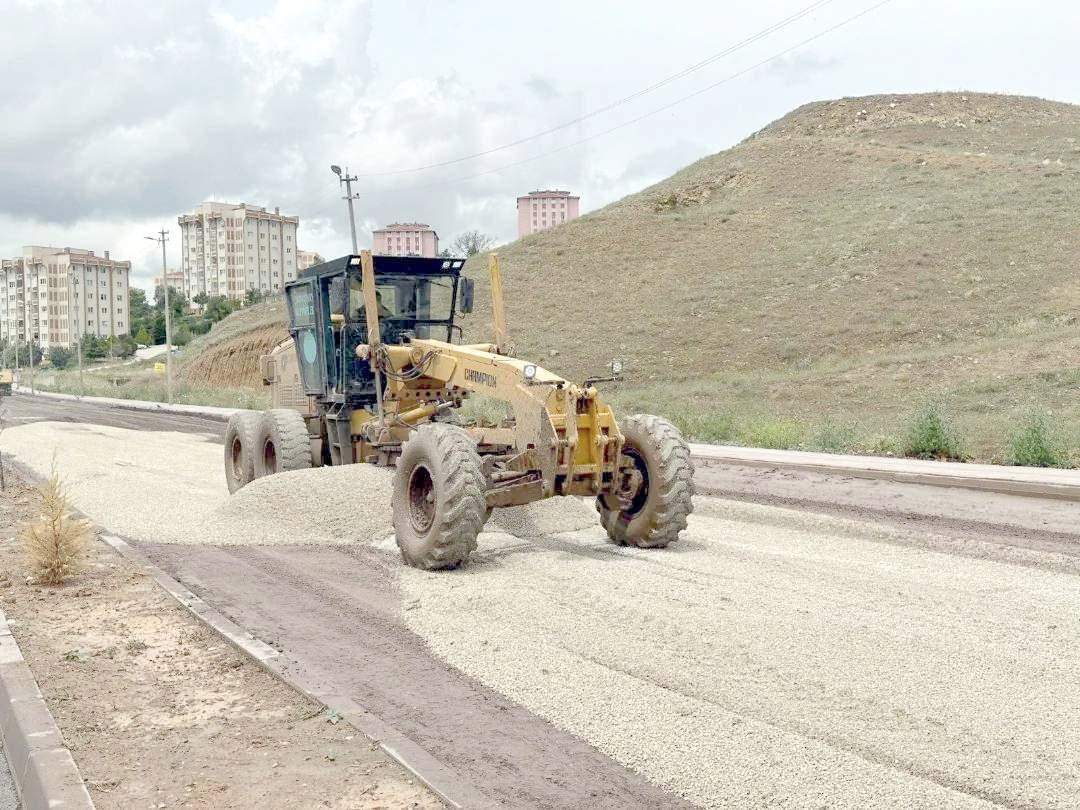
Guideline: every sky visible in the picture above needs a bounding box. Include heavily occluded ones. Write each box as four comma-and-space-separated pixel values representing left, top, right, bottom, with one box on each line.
1, 0, 1077, 293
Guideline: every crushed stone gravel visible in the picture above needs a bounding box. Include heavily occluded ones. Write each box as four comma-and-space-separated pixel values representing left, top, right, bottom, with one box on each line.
401, 500, 1080, 809
0, 421, 597, 547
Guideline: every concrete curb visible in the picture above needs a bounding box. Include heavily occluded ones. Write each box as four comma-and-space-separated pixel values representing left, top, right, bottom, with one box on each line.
690, 444, 1080, 501
100, 534, 494, 810
13, 387, 245, 422
0, 608, 95, 810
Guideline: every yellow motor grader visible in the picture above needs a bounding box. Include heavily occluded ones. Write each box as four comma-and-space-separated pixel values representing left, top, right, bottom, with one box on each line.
224, 251, 694, 569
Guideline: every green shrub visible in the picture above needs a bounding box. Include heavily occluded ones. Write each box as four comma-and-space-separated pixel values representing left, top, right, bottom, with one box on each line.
745, 419, 805, 450
812, 420, 860, 454
671, 410, 737, 444
1004, 409, 1071, 468
903, 401, 966, 461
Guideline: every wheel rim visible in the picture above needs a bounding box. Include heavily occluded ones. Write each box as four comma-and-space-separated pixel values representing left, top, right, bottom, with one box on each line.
407, 463, 436, 535
618, 448, 650, 517
230, 437, 244, 480
263, 439, 277, 474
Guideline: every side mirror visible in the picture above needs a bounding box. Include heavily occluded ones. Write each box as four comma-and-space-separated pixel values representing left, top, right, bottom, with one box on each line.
329, 276, 347, 317
459, 277, 475, 314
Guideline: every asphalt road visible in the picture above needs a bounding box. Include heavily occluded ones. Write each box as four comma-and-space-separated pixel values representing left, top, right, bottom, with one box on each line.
3, 392, 225, 437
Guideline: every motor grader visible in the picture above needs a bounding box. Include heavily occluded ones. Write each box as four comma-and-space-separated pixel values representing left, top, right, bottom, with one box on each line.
224, 250, 694, 569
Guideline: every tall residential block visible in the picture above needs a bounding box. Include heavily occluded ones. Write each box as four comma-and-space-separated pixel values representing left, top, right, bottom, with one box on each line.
0, 246, 131, 349
178, 201, 299, 302
516, 190, 580, 237
373, 223, 439, 257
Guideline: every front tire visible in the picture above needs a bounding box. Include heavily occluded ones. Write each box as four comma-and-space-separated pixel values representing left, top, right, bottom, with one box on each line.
393, 424, 487, 570
224, 411, 261, 493
253, 409, 312, 478
597, 414, 694, 548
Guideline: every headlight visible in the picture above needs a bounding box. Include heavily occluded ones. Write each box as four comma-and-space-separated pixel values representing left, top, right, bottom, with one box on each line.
610, 359, 624, 375
523, 364, 537, 380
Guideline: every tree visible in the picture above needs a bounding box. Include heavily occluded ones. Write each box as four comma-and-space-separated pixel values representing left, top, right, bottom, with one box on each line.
245, 287, 267, 306
192, 292, 208, 307
173, 323, 192, 347
129, 288, 154, 342
204, 295, 235, 324
133, 325, 152, 346
438, 248, 453, 258
451, 230, 495, 258
154, 285, 188, 320
48, 346, 74, 370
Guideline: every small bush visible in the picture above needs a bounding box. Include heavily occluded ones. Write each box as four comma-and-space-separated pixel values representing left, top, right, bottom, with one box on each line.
21, 474, 93, 585
671, 410, 737, 444
903, 401, 966, 461
812, 420, 860, 454
1004, 409, 1071, 468
745, 419, 805, 450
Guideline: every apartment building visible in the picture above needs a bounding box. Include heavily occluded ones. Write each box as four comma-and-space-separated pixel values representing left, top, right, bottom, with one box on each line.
155, 269, 185, 291
0, 246, 131, 349
178, 202, 299, 302
373, 223, 439, 257
297, 250, 325, 272
516, 190, 580, 237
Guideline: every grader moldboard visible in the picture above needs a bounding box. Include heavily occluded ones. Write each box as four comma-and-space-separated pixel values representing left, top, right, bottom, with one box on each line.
224, 251, 694, 569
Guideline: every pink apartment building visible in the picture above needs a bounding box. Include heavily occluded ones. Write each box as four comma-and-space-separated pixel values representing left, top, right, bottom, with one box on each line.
373, 223, 439, 257
516, 190, 580, 237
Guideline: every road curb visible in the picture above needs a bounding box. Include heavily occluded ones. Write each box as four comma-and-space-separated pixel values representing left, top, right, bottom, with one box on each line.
0, 608, 95, 810
690, 444, 1080, 502
100, 534, 494, 810
13, 387, 245, 422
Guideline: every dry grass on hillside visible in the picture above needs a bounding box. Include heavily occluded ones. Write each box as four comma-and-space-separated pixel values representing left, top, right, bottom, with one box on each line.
176, 92, 1080, 461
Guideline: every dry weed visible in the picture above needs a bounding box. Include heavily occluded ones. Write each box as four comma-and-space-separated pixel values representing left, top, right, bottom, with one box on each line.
21, 474, 93, 585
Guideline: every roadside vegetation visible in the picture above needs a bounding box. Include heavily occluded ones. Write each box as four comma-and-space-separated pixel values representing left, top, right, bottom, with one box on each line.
28, 366, 269, 409
21, 471, 92, 585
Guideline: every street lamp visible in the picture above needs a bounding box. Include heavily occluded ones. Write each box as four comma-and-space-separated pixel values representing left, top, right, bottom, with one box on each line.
144, 230, 173, 404
68, 268, 84, 396
331, 164, 360, 253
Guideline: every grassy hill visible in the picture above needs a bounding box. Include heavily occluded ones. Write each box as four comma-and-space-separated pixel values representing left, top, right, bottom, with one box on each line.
183, 92, 1080, 462
459, 91, 1080, 461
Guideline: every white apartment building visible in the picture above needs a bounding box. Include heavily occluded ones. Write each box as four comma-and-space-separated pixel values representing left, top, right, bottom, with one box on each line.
0, 246, 131, 349
178, 202, 299, 302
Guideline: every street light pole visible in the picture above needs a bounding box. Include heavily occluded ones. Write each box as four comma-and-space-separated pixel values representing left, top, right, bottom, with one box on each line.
330, 165, 360, 253
68, 269, 83, 396
144, 230, 173, 404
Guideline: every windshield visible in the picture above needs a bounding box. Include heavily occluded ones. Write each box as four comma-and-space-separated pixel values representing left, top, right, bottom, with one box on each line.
348, 273, 455, 322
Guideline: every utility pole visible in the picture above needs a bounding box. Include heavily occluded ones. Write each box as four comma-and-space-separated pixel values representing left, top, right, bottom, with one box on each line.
144, 230, 173, 404
26, 265, 35, 394
330, 165, 360, 253
68, 270, 83, 396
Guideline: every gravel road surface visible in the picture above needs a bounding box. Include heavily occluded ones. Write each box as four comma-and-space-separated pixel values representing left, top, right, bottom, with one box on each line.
4, 412, 1080, 808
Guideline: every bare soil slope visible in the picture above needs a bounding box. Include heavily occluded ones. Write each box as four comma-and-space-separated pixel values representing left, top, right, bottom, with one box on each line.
178, 300, 288, 388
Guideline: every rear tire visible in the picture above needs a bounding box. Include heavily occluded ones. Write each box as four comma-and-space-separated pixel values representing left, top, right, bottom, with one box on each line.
393, 424, 487, 570
597, 414, 694, 548
253, 409, 312, 478
224, 411, 261, 494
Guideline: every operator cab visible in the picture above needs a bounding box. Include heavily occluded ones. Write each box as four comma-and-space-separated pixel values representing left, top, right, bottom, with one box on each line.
283, 254, 473, 408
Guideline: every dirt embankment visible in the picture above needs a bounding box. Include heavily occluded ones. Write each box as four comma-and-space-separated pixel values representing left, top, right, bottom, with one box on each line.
178, 324, 288, 388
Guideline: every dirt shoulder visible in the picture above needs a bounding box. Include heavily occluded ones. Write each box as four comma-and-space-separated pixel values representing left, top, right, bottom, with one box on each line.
0, 470, 439, 810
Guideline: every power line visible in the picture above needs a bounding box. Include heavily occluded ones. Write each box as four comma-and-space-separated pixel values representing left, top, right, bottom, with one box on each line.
355, 0, 839, 177
377, 0, 894, 195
